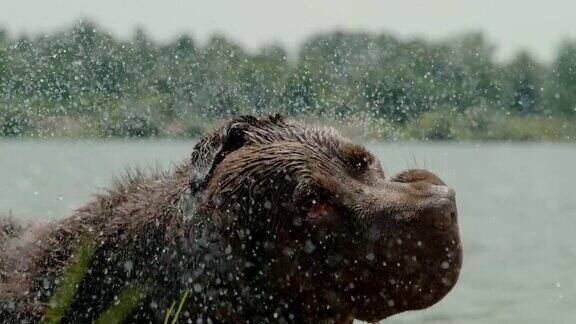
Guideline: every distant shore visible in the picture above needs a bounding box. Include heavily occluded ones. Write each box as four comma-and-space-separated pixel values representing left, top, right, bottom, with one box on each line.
1, 111, 574, 141
2, 22, 576, 142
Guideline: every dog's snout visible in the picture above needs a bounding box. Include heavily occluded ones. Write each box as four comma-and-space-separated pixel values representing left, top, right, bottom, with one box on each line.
371, 172, 458, 231
428, 197, 457, 231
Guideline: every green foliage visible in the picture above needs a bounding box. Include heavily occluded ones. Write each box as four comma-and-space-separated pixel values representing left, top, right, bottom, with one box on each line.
163, 291, 189, 324
404, 108, 576, 141
40, 237, 149, 323
94, 283, 148, 324
0, 21, 575, 140
409, 109, 458, 140
42, 238, 97, 324
0, 108, 34, 137
102, 105, 161, 138
504, 51, 543, 115
549, 42, 576, 117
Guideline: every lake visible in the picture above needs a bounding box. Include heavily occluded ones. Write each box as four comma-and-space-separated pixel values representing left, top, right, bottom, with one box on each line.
1, 140, 575, 323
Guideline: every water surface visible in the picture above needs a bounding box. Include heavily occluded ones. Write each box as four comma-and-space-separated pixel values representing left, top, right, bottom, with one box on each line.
1, 140, 574, 323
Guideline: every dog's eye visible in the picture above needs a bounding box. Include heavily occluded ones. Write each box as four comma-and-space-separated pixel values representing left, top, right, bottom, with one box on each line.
307, 201, 338, 224
340, 144, 373, 173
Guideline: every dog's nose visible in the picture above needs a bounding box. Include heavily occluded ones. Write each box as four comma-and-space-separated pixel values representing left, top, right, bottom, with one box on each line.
428, 196, 457, 231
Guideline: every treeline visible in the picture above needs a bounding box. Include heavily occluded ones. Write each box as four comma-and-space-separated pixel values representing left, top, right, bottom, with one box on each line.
0, 21, 575, 140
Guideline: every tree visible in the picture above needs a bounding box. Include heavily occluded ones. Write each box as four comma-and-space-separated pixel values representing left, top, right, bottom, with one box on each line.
504, 51, 542, 115
0, 28, 8, 99
549, 41, 576, 117
447, 33, 502, 109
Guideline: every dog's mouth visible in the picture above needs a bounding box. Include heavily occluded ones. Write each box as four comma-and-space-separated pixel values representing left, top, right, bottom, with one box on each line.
342, 234, 462, 322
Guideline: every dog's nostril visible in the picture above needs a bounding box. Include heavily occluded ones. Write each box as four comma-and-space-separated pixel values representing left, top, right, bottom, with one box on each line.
432, 201, 456, 231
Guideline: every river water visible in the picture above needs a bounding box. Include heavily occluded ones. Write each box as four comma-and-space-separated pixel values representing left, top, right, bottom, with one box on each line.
1, 140, 575, 323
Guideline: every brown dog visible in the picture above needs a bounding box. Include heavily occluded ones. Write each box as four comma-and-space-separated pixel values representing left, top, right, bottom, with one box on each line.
0, 115, 462, 323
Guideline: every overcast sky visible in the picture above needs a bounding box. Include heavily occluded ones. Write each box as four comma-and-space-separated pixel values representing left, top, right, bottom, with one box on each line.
1, 0, 575, 62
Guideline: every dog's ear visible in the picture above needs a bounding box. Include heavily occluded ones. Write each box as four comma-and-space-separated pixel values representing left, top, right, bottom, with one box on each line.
189, 116, 259, 193
189, 114, 286, 193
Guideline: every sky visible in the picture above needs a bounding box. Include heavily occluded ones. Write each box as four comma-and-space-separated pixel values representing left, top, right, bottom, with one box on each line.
1, 0, 575, 62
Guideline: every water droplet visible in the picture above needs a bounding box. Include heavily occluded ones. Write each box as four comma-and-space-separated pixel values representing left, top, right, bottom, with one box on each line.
304, 240, 316, 254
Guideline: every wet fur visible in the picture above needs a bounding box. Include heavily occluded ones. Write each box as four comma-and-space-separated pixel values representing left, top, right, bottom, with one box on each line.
0, 115, 462, 323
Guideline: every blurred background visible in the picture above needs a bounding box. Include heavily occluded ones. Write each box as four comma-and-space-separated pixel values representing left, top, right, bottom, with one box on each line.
1, 1, 575, 323
1, 0, 576, 139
